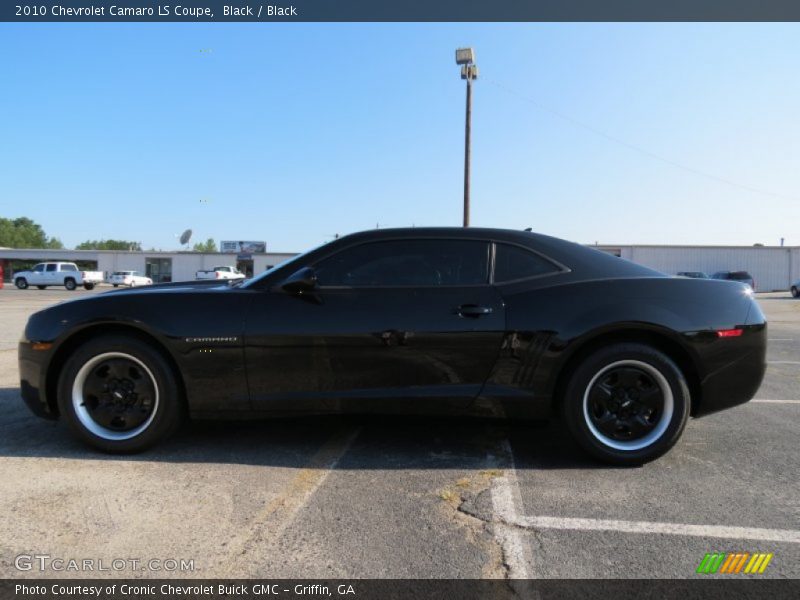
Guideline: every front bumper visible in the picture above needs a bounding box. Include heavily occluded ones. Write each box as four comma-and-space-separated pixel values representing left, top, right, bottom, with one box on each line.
19, 341, 57, 420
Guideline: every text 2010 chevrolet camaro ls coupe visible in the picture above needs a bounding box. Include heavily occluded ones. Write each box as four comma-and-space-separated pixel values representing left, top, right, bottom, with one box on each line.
19, 228, 766, 464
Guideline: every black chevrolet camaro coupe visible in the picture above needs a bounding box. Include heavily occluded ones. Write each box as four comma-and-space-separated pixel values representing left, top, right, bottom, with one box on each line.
19, 228, 766, 464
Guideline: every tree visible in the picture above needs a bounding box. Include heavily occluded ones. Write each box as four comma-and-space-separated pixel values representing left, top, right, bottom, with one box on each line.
76, 239, 142, 251
192, 238, 217, 253
0, 217, 63, 249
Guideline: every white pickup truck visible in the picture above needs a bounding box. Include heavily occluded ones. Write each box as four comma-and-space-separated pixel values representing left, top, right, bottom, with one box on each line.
195, 266, 246, 281
14, 262, 105, 290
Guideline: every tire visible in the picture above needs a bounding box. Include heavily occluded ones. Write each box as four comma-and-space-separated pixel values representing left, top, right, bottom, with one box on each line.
37, 285, 46, 290
64, 278, 77, 291
130, 281, 136, 288
562, 343, 690, 466
792, 286, 799, 298
15, 278, 28, 290
57, 335, 184, 453
84, 283, 95, 290
113, 284, 119, 288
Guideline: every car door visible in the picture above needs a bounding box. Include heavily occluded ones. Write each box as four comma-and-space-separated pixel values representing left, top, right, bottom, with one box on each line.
28, 264, 45, 285
244, 238, 506, 411
44, 263, 59, 285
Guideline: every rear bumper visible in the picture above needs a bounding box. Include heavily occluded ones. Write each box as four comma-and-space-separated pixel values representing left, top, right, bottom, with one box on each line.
693, 322, 767, 417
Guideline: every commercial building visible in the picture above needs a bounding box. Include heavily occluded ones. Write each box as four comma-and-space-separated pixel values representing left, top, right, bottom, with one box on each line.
1, 243, 798, 291
0, 248, 296, 284
597, 244, 800, 291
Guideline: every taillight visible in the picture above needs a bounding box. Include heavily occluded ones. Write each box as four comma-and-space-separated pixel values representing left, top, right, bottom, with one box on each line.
216, 272, 222, 278
81, 271, 85, 278
717, 329, 743, 338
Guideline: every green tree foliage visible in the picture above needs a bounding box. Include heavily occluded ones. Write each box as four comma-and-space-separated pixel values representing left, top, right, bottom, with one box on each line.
192, 238, 217, 253
76, 239, 142, 251
0, 217, 63, 249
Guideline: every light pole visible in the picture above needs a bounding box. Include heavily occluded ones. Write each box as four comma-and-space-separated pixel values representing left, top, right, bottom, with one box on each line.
456, 47, 478, 227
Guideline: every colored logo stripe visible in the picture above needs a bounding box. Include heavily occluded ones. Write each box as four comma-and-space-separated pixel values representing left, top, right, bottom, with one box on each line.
697, 552, 773, 574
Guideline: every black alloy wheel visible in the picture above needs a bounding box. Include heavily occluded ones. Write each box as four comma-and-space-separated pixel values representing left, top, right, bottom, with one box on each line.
562, 343, 690, 465
58, 335, 184, 453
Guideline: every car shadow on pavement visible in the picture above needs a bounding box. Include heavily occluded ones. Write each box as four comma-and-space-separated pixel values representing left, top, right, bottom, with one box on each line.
0, 386, 606, 470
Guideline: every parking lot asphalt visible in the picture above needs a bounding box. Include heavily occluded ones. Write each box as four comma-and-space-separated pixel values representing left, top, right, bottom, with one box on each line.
0, 286, 798, 579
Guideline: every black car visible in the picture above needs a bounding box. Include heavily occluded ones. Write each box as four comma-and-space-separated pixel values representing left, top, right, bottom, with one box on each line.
19, 228, 767, 464
712, 270, 756, 291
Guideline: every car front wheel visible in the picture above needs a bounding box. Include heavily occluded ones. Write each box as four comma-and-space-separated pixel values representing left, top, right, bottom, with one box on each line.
562, 343, 690, 465
15, 278, 28, 290
792, 286, 799, 298
57, 335, 184, 453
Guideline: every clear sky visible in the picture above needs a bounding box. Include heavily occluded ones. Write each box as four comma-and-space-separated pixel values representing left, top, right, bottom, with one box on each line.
1, 23, 798, 252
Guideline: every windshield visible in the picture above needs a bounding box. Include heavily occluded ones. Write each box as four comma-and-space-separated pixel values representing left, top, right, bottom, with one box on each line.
242, 247, 316, 288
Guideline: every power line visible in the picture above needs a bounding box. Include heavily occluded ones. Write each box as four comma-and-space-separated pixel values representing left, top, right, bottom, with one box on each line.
486, 77, 798, 202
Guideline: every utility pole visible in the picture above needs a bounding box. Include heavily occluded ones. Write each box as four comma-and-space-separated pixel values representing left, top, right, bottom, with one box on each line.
456, 48, 478, 227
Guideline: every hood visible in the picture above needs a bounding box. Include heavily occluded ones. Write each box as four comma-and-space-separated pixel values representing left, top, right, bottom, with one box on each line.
106, 279, 236, 293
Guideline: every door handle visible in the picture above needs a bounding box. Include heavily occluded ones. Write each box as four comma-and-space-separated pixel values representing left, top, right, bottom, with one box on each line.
455, 304, 493, 318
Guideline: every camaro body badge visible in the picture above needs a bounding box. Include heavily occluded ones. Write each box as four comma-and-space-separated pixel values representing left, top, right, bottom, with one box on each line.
184, 336, 238, 343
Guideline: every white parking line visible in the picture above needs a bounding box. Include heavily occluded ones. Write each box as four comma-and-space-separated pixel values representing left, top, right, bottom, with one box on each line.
490, 439, 535, 579
768, 338, 794, 342
221, 426, 361, 576
768, 360, 800, 365
752, 399, 800, 404
515, 515, 800, 544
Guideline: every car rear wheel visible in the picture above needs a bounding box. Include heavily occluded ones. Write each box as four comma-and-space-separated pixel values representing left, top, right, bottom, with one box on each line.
15, 278, 28, 290
57, 335, 184, 453
562, 343, 690, 465
792, 286, 799, 298
36, 285, 46, 290
64, 278, 76, 291
84, 283, 95, 290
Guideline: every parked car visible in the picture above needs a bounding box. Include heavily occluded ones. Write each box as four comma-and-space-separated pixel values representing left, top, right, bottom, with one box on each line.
711, 271, 756, 291
19, 228, 767, 464
196, 266, 246, 281
676, 271, 708, 279
791, 279, 800, 298
108, 271, 153, 288
13, 262, 104, 291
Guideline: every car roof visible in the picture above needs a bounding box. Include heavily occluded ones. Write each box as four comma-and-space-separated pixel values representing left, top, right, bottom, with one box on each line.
334, 227, 662, 280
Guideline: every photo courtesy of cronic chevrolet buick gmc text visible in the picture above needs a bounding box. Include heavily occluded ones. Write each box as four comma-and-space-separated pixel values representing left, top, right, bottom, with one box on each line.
18, 228, 767, 464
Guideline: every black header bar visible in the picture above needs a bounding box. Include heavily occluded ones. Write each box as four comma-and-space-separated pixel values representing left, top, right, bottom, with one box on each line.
2, 579, 800, 600
4, 1, 800, 22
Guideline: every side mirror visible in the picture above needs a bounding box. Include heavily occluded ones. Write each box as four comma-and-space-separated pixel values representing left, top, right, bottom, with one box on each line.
281, 267, 318, 294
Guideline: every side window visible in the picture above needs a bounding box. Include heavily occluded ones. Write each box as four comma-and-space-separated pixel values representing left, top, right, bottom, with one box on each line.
61, 264, 78, 271
315, 239, 489, 287
45, 264, 57, 272
493, 243, 561, 283
32, 264, 44, 272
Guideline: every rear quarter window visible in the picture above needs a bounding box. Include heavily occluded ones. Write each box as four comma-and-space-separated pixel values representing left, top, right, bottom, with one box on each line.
494, 243, 561, 283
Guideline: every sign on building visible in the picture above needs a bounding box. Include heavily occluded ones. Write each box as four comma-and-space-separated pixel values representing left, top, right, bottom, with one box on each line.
220, 241, 266, 254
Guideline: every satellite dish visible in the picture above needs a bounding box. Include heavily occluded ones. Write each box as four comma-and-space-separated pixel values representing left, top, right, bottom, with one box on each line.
179, 229, 193, 246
